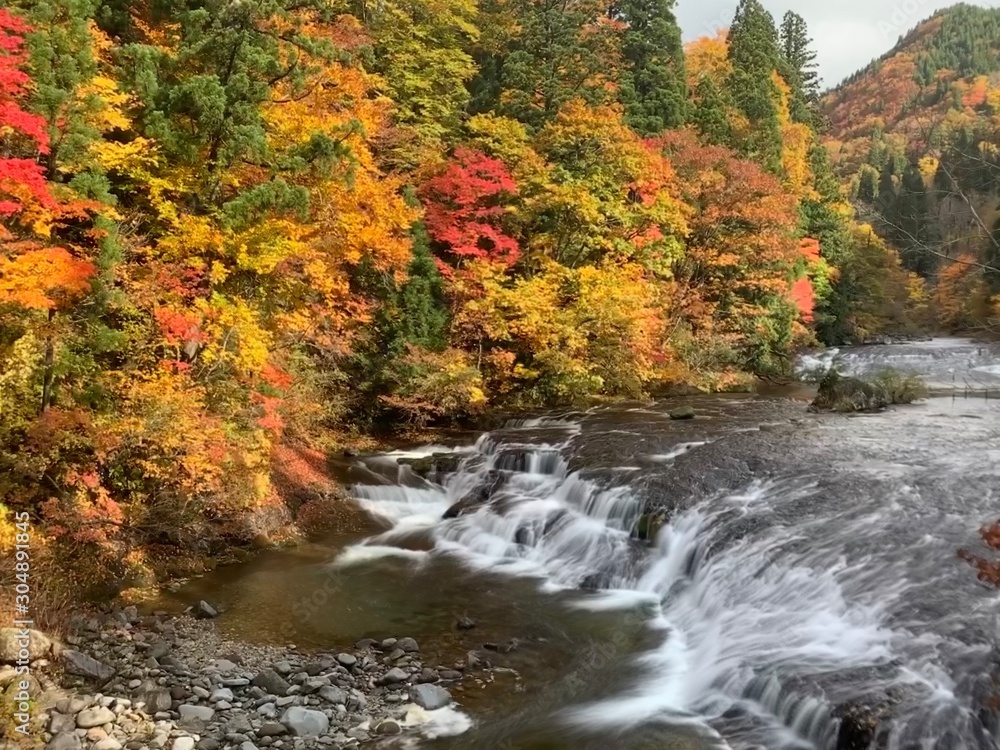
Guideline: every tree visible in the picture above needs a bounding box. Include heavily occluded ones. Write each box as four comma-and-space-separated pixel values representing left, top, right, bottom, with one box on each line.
419, 147, 521, 271
495, 0, 620, 129
779, 11, 819, 123
616, 0, 688, 135
726, 0, 783, 172
358, 0, 478, 163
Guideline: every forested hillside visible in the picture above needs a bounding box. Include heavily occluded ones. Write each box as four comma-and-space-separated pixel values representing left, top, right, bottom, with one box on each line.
822, 3, 1000, 330
0, 0, 921, 593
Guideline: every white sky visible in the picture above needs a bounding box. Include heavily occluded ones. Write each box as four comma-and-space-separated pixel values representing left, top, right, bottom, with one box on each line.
676, 0, 1000, 88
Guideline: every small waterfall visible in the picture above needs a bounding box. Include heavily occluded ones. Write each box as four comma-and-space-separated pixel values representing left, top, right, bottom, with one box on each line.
339, 407, 999, 750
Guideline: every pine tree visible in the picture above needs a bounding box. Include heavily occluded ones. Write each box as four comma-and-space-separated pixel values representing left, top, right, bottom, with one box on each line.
778, 11, 818, 124
397, 224, 450, 351
616, 0, 688, 135
726, 0, 783, 172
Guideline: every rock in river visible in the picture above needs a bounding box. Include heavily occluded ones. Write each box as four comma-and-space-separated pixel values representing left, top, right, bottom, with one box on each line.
409, 684, 452, 710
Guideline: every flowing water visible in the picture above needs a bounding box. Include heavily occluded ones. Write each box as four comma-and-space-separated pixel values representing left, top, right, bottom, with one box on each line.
168, 339, 1000, 749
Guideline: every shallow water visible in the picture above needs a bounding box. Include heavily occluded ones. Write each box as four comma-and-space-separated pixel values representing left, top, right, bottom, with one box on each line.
166, 340, 1000, 749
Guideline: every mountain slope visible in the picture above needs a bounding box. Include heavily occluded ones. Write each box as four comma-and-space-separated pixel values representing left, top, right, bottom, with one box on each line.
819, 3, 1000, 328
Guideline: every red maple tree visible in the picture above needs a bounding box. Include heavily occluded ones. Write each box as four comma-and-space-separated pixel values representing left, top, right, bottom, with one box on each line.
419, 148, 520, 272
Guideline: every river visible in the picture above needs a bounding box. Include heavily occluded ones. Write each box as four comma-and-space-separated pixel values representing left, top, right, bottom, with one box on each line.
166, 338, 1000, 749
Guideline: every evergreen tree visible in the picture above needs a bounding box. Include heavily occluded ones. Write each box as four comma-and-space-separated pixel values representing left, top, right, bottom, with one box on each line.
616, 0, 688, 135
498, 0, 613, 128
778, 11, 819, 124
726, 0, 783, 172
397, 225, 450, 351
691, 76, 732, 144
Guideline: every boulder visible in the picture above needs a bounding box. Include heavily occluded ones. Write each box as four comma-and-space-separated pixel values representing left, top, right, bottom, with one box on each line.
61, 650, 114, 682
0, 627, 51, 662
668, 406, 696, 420
409, 684, 452, 710
280, 706, 329, 737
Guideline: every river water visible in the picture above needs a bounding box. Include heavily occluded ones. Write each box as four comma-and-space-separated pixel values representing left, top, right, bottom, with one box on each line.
168, 339, 1000, 749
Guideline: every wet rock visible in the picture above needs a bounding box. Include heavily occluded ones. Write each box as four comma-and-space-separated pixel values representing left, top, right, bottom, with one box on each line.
399, 452, 461, 478
409, 684, 452, 710
455, 616, 476, 630
280, 706, 329, 737
396, 637, 419, 653
668, 406, 696, 420
61, 650, 115, 682
252, 669, 291, 696
194, 601, 219, 619
76, 706, 116, 728
375, 719, 401, 735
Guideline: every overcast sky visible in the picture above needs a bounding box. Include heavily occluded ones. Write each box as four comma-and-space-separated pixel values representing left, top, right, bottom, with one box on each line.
676, 0, 1000, 88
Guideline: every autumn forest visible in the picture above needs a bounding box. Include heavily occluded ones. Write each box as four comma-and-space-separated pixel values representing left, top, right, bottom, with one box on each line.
1, 0, 999, 593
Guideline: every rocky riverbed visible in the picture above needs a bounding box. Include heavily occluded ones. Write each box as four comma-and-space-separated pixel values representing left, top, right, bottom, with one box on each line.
1, 607, 482, 750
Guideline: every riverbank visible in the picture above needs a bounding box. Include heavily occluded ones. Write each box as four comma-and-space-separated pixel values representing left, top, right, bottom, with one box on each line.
2, 607, 487, 750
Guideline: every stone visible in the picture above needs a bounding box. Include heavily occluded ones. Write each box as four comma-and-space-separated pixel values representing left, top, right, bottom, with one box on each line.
212, 658, 238, 673
46, 733, 81, 750
61, 650, 115, 682
241, 743, 259, 750
172, 738, 196, 750
257, 723, 287, 737
49, 712, 76, 734
280, 707, 329, 737
75, 707, 116, 729
409, 684, 452, 710
668, 406, 696, 420
136, 687, 172, 713
0, 627, 52, 662
93, 739, 123, 750
194, 601, 219, 619
178, 704, 215, 722
196, 740, 220, 750
256, 703, 277, 718
215, 700, 232, 710
395, 637, 419, 653
375, 720, 401, 735
354, 639, 377, 650
376, 668, 408, 686
335, 653, 356, 669
272, 661, 292, 675
147, 641, 171, 660
211, 688, 234, 702
379, 638, 397, 651
416, 668, 439, 684
86, 728, 109, 742
300, 677, 328, 694
228, 714, 253, 734
455, 617, 476, 630
252, 669, 291, 697
192, 686, 210, 699
439, 670, 462, 681
316, 686, 346, 706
